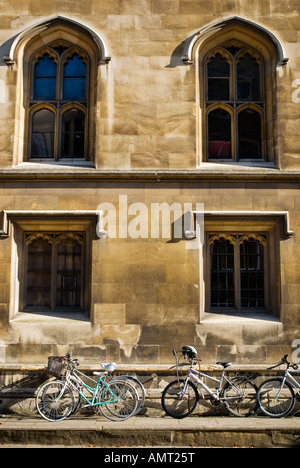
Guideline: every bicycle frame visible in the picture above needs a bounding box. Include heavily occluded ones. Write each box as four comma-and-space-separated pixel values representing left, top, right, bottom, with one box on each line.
286, 370, 300, 392
65, 367, 119, 407
183, 366, 243, 402
275, 368, 300, 397
265, 355, 300, 399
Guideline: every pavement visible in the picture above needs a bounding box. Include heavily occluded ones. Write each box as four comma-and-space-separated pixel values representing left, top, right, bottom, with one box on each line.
0, 413, 300, 448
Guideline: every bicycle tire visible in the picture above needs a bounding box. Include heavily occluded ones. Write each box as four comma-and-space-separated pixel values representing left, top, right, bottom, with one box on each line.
161, 379, 199, 419
222, 376, 258, 417
257, 377, 295, 417
114, 375, 146, 414
99, 379, 139, 421
36, 380, 75, 421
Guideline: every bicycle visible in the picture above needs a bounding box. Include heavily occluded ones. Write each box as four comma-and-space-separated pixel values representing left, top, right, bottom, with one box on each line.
36, 355, 139, 422
161, 346, 258, 418
100, 362, 146, 415
71, 361, 145, 416
256, 354, 300, 418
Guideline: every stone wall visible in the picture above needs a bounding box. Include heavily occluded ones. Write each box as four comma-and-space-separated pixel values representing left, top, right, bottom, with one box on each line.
0, 178, 298, 366
0, 0, 299, 370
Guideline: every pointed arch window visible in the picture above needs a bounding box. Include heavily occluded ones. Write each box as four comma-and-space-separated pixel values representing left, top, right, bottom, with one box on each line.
28, 42, 88, 161
205, 42, 264, 161
25, 232, 84, 311
209, 234, 266, 311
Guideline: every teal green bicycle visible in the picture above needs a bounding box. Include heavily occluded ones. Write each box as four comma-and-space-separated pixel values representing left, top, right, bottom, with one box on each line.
36, 355, 139, 422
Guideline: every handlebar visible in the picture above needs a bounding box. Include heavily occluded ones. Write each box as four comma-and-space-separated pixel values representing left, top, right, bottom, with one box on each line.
65, 353, 79, 368
267, 354, 298, 371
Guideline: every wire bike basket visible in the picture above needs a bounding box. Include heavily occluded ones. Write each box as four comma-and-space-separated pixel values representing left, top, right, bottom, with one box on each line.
47, 355, 68, 378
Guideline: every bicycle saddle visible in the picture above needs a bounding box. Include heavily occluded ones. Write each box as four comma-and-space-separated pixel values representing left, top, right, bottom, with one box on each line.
216, 362, 231, 368
101, 362, 117, 372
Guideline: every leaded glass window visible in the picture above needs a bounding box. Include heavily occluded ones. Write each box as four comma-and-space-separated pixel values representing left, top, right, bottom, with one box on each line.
205, 42, 264, 161
240, 237, 265, 308
210, 237, 235, 308
209, 234, 266, 311
25, 233, 84, 311
28, 42, 88, 160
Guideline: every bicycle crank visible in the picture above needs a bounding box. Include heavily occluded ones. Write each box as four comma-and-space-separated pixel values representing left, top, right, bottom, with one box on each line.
210, 397, 220, 406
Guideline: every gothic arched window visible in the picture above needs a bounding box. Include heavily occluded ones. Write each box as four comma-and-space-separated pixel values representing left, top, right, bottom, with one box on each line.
209, 234, 266, 311
25, 233, 84, 311
28, 42, 88, 161
205, 43, 264, 161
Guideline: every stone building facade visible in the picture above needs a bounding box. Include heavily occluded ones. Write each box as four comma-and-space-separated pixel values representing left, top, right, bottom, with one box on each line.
0, 0, 300, 375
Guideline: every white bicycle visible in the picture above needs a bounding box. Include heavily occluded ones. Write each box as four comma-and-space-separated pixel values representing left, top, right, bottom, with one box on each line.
257, 354, 300, 417
161, 346, 258, 418
36, 355, 142, 421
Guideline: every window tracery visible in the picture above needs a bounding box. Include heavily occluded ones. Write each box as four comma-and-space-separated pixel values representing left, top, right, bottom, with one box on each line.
28, 41, 88, 161
208, 233, 266, 310
205, 41, 265, 161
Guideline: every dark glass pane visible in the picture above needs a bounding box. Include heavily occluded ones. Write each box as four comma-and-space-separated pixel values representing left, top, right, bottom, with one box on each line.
64, 54, 86, 77
225, 45, 242, 56
61, 109, 85, 158
208, 109, 231, 159
56, 237, 82, 308
31, 109, 55, 158
63, 54, 86, 101
27, 238, 52, 308
240, 238, 265, 308
208, 53, 230, 77
208, 78, 230, 101
52, 45, 69, 56
238, 109, 262, 159
237, 54, 260, 101
210, 237, 235, 308
63, 78, 86, 100
34, 54, 57, 100
207, 54, 230, 101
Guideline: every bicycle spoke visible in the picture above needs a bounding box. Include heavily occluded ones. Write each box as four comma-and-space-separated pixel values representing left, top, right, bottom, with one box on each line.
161, 379, 198, 419
113, 375, 146, 415
257, 378, 295, 417
99, 380, 139, 421
36, 381, 75, 421
222, 377, 258, 417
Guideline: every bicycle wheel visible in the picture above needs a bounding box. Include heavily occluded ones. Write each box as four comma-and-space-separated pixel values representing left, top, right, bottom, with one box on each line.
115, 375, 146, 414
257, 378, 295, 417
36, 380, 75, 421
161, 379, 199, 419
99, 379, 139, 421
222, 376, 258, 417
